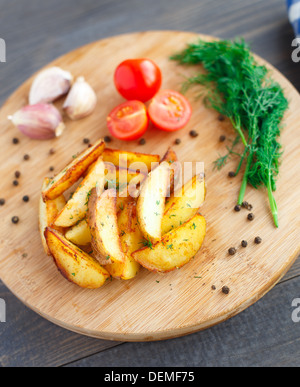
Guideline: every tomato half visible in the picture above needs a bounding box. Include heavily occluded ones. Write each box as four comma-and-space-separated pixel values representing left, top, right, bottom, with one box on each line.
114, 59, 162, 102
148, 90, 192, 132
106, 101, 149, 141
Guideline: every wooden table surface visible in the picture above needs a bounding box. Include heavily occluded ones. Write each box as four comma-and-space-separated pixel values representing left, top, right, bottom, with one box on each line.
0, 0, 299, 367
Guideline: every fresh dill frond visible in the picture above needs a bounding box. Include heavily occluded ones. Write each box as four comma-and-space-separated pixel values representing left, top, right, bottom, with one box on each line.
172, 39, 289, 227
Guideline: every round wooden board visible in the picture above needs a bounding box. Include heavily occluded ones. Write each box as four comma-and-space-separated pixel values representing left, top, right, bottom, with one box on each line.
0, 31, 300, 342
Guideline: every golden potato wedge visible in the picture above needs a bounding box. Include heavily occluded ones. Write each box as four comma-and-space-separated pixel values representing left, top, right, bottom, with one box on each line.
162, 174, 206, 235
54, 157, 106, 228
161, 147, 181, 196
132, 214, 206, 273
44, 227, 110, 288
106, 201, 142, 280
102, 148, 160, 172
39, 178, 67, 255
42, 138, 105, 201
137, 161, 171, 242
88, 188, 125, 265
65, 218, 91, 246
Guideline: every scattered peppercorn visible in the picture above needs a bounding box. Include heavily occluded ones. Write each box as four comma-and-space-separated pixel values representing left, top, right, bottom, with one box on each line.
15, 171, 21, 179
13, 180, 19, 186
175, 139, 181, 145
12, 216, 19, 224
211, 285, 216, 290
218, 115, 225, 122
49, 166, 55, 172
190, 130, 199, 138
228, 247, 237, 256
222, 286, 230, 295
254, 236, 262, 244
104, 136, 112, 143
241, 240, 248, 248
24, 154, 30, 161
22, 196, 29, 203
12, 138, 19, 144
49, 148, 55, 155
219, 135, 226, 142
242, 201, 249, 209
83, 138, 90, 144
139, 138, 146, 145
0, 199, 5, 206
228, 171, 235, 178
234, 205, 241, 212
248, 213, 255, 221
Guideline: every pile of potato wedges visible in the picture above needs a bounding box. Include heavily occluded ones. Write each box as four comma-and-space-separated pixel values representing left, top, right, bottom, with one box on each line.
39, 138, 207, 289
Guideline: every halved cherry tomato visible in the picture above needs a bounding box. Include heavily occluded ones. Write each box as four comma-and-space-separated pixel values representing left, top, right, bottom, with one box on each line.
114, 59, 162, 102
148, 90, 192, 132
106, 100, 149, 141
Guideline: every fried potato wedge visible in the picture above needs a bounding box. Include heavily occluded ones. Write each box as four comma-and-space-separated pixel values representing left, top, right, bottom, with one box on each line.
88, 188, 126, 265
132, 214, 206, 273
65, 218, 91, 246
161, 147, 181, 196
106, 201, 142, 280
102, 148, 160, 172
161, 174, 206, 235
44, 227, 110, 288
39, 178, 67, 255
137, 161, 171, 242
42, 138, 105, 201
54, 157, 106, 228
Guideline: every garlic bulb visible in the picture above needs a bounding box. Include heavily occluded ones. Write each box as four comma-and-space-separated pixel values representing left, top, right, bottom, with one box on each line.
63, 77, 97, 120
8, 104, 65, 140
29, 67, 73, 105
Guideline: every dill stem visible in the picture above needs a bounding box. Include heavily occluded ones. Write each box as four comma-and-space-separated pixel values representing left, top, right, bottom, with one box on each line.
267, 173, 279, 228
238, 150, 253, 205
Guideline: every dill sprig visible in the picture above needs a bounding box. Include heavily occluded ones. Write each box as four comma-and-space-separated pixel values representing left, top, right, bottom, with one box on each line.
171, 39, 288, 227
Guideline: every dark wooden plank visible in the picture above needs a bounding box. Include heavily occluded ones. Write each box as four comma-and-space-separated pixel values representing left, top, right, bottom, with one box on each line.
0, 281, 122, 367
0, 0, 299, 367
65, 276, 300, 367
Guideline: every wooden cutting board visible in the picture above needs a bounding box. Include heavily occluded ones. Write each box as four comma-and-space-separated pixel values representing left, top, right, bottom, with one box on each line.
0, 31, 299, 342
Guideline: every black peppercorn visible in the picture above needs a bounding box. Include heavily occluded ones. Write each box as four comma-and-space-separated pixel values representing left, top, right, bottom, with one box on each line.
175, 139, 181, 145
190, 130, 198, 138
218, 115, 225, 122
228, 247, 237, 256
248, 213, 255, 221
234, 205, 241, 212
49, 148, 55, 155
254, 237, 262, 244
12, 216, 19, 224
13, 180, 19, 186
222, 286, 230, 295
24, 154, 30, 161
219, 135, 226, 142
12, 138, 19, 144
139, 138, 146, 145
15, 171, 21, 179
104, 136, 112, 143
211, 285, 216, 290
241, 240, 248, 248
23, 196, 29, 203
49, 166, 54, 172
242, 201, 249, 209
228, 171, 235, 178
0, 199, 5, 206
83, 138, 90, 144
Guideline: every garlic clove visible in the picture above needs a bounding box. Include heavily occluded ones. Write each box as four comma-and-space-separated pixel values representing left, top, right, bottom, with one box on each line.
8, 103, 66, 140
29, 67, 73, 105
63, 76, 97, 120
